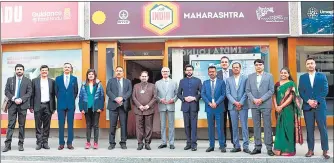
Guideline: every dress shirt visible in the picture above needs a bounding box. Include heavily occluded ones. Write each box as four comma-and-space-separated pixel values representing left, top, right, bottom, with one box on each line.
40, 78, 50, 102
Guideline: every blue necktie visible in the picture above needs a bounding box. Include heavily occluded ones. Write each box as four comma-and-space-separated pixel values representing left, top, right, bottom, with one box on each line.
17, 78, 21, 97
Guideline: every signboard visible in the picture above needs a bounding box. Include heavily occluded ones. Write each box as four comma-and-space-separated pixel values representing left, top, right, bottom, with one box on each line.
1, 49, 83, 120
300, 2, 334, 35
1, 2, 83, 40
90, 2, 290, 38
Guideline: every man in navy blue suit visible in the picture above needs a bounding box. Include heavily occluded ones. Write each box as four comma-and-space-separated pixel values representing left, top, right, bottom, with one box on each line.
298, 57, 330, 159
177, 64, 202, 151
201, 66, 226, 153
55, 63, 78, 150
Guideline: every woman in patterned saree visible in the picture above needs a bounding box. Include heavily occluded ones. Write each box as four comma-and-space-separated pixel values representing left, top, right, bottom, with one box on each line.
273, 67, 303, 156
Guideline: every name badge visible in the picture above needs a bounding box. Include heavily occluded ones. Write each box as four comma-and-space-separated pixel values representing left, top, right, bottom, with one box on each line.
140, 90, 145, 94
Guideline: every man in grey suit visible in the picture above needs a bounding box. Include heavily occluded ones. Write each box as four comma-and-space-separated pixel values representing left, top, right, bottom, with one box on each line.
30, 65, 56, 150
106, 66, 132, 150
226, 62, 250, 153
217, 56, 234, 147
245, 59, 275, 156
3, 64, 32, 152
155, 67, 178, 150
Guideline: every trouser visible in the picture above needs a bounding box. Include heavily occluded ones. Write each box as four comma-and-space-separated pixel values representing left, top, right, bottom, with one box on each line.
5, 105, 27, 146
136, 114, 154, 144
230, 109, 249, 149
58, 108, 75, 145
207, 111, 225, 148
109, 106, 128, 145
160, 111, 175, 145
183, 111, 198, 148
85, 109, 100, 143
34, 102, 52, 145
251, 108, 273, 150
223, 98, 234, 146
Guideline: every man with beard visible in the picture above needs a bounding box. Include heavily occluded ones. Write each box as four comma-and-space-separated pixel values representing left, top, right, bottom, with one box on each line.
3, 64, 32, 152
106, 66, 132, 150
30, 65, 56, 150
177, 64, 202, 151
299, 57, 330, 159
217, 56, 234, 148
132, 71, 157, 150
55, 63, 79, 150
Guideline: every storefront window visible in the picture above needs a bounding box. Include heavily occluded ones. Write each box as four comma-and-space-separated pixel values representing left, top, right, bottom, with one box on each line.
296, 46, 334, 116
168, 46, 271, 120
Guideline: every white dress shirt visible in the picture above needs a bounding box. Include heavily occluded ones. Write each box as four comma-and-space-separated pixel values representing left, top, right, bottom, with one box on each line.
40, 78, 50, 102
210, 78, 217, 103
63, 74, 70, 88
256, 72, 263, 89
12, 75, 22, 101
118, 78, 123, 89
223, 69, 230, 81
309, 72, 316, 88
234, 75, 240, 89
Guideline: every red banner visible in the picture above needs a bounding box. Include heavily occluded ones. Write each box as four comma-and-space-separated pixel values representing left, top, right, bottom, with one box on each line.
1, 2, 79, 39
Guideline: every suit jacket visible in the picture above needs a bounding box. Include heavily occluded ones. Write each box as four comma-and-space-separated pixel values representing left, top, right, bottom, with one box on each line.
106, 78, 132, 111
55, 74, 78, 110
30, 77, 56, 112
132, 82, 156, 115
226, 75, 248, 110
177, 77, 202, 112
5, 76, 32, 110
217, 69, 233, 81
155, 78, 178, 112
245, 72, 274, 109
201, 78, 226, 114
298, 72, 328, 111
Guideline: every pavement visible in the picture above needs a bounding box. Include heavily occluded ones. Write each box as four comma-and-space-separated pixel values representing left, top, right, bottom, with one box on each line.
1, 137, 333, 163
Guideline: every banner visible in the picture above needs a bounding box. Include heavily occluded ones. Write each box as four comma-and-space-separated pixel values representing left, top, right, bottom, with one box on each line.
301, 2, 334, 35
1, 2, 81, 39
90, 2, 289, 38
1, 49, 83, 120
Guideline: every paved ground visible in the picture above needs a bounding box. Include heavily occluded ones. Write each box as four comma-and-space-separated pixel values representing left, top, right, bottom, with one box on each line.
1, 137, 333, 163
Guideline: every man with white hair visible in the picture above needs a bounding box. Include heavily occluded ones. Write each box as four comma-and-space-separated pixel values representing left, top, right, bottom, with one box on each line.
155, 67, 178, 149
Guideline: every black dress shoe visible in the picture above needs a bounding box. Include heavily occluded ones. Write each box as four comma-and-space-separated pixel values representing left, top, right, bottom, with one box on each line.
250, 149, 261, 155
267, 150, 275, 156
145, 144, 151, 150
206, 147, 214, 152
230, 148, 241, 153
137, 144, 144, 150
58, 145, 64, 150
43, 143, 50, 149
18, 144, 24, 151
243, 148, 251, 154
158, 144, 167, 149
2, 145, 11, 152
67, 145, 74, 150
191, 147, 197, 151
108, 144, 115, 150
184, 145, 191, 150
221, 147, 226, 153
36, 144, 42, 150
170, 145, 175, 149
120, 144, 127, 149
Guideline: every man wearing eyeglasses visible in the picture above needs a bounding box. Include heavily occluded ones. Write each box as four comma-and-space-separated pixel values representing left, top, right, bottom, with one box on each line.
217, 56, 234, 148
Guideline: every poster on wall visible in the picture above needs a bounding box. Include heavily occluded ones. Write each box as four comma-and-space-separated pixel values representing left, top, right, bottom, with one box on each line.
301, 2, 334, 35
1, 49, 83, 120
178, 53, 262, 120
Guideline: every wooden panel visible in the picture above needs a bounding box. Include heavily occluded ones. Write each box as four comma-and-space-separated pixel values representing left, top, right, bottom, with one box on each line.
166, 38, 270, 47
296, 38, 334, 46
123, 56, 164, 60
1, 41, 90, 129
287, 38, 298, 82
120, 42, 165, 51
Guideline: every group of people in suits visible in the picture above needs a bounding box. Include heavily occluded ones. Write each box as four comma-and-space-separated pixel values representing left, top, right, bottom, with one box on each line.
2, 56, 330, 159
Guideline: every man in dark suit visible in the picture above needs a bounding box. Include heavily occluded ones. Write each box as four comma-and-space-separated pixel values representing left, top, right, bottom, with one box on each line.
177, 64, 202, 151
55, 63, 78, 150
2, 64, 32, 152
30, 65, 56, 150
216, 56, 234, 147
201, 66, 226, 153
298, 57, 330, 159
106, 66, 132, 150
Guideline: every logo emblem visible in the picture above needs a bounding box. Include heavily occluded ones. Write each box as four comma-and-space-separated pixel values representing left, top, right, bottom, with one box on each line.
143, 2, 180, 35
117, 10, 130, 24
307, 7, 319, 19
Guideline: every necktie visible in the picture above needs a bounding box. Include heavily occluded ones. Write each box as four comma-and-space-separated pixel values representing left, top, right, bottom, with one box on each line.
118, 79, 123, 96
211, 80, 215, 99
65, 76, 69, 88
16, 78, 22, 97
